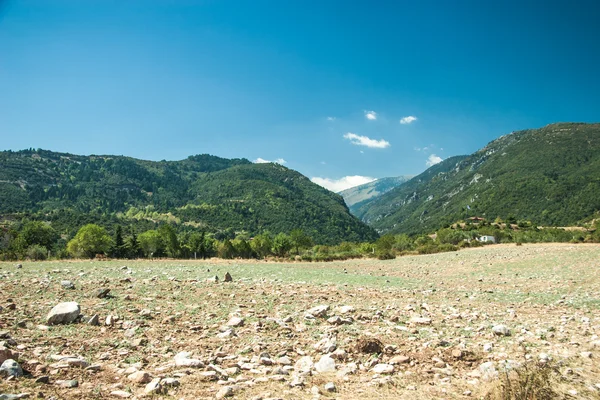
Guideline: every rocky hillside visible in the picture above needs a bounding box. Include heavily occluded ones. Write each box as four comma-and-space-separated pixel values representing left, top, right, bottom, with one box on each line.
354, 123, 600, 235
338, 176, 411, 209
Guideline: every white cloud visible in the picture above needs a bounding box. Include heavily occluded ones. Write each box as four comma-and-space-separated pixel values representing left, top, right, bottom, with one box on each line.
426, 154, 443, 167
364, 110, 377, 120
254, 157, 286, 165
343, 132, 390, 148
326, 116, 336, 121
400, 115, 417, 124
311, 175, 376, 192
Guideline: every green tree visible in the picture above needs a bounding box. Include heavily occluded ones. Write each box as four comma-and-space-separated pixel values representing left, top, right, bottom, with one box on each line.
159, 224, 180, 257
272, 233, 293, 257
218, 239, 236, 259
250, 232, 273, 258
290, 229, 313, 255
67, 224, 112, 258
126, 230, 141, 259
111, 225, 126, 258
187, 231, 208, 259
20, 221, 57, 250
138, 230, 164, 257
232, 238, 253, 258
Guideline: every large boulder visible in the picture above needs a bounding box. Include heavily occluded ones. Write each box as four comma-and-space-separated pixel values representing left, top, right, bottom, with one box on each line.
46, 302, 81, 325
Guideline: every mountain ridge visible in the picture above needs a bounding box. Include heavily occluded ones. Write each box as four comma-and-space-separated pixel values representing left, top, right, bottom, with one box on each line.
354, 122, 600, 235
0, 149, 377, 244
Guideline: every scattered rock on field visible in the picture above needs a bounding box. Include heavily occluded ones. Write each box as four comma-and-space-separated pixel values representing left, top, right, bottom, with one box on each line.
0, 359, 23, 378
306, 305, 329, 318
224, 272, 232, 282
227, 317, 244, 327
60, 280, 75, 290
95, 288, 110, 298
371, 363, 394, 374
314, 355, 336, 373
46, 302, 80, 325
324, 382, 337, 392
492, 325, 511, 336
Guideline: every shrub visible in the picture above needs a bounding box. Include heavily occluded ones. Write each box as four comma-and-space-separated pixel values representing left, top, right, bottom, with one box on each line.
27, 244, 47, 260
485, 362, 559, 400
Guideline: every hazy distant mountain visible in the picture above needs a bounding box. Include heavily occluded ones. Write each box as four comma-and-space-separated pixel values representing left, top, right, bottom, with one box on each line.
354, 123, 600, 235
339, 176, 411, 209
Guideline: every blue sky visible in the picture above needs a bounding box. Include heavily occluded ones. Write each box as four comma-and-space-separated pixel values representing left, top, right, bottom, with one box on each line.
1, 0, 599, 192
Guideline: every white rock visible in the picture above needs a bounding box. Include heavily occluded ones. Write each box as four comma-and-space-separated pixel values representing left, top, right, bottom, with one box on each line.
144, 378, 162, 394
306, 305, 329, 318
174, 351, 204, 368
227, 317, 244, 327
314, 355, 336, 373
46, 302, 80, 325
492, 325, 511, 336
371, 363, 394, 374
294, 356, 313, 373
410, 316, 432, 325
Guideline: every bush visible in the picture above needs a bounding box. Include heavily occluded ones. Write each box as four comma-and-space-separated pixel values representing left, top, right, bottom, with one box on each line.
485, 362, 559, 400
27, 244, 47, 260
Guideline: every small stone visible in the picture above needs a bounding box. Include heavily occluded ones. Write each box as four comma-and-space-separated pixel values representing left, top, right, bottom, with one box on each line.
314, 355, 336, 373
0, 359, 23, 378
110, 390, 131, 398
314, 336, 337, 353
371, 363, 394, 374
294, 356, 313, 373
224, 272, 233, 282
452, 349, 463, 359
483, 343, 494, 352
580, 352, 592, 359
324, 382, 336, 392
337, 305, 355, 314
306, 305, 329, 318
60, 280, 75, 290
57, 379, 79, 388
144, 378, 162, 394
492, 325, 511, 336
227, 317, 244, 327
216, 386, 235, 399
35, 376, 50, 384
127, 370, 151, 384
389, 355, 410, 364
46, 302, 80, 325
87, 315, 99, 326
95, 288, 110, 298
0, 346, 19, 364
0, 394, 30, 400
16, 264, 22, 269
409, 316, 432, 325
174, 352, 204, 368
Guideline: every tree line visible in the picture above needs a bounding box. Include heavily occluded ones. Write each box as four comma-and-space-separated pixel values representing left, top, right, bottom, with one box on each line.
1, 217, 598, 262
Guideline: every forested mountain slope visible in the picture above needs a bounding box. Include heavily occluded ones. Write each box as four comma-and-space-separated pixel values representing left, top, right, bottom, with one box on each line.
354, 123, 600, 235
0, 149, 377, 243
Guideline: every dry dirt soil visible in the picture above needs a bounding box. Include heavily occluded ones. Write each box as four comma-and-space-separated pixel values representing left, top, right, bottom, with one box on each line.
1, 243, 600, 399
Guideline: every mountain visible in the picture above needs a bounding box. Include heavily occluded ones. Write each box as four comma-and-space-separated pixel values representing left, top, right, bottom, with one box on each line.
354, 123, 600, 235
339, 176, 411, 209
0, 149, 377, 244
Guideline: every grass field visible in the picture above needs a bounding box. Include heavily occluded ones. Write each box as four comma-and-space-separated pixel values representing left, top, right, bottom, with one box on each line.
1, 243, 599, 399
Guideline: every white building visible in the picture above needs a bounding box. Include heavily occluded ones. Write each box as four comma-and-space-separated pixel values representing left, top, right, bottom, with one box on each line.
477, 235, 496, 244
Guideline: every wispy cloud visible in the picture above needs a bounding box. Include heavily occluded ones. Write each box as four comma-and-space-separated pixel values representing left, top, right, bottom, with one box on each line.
254, 157, 286, 165
400, 115, 417, 124
343, 132, 390, 149
311, 175, 376, 192
426, 154, 443, 167
326, 116, 336, 121
364, 110, 377, 120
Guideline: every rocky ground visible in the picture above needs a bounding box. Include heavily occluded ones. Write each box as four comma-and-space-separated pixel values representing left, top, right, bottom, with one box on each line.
1, 243, 600, 399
